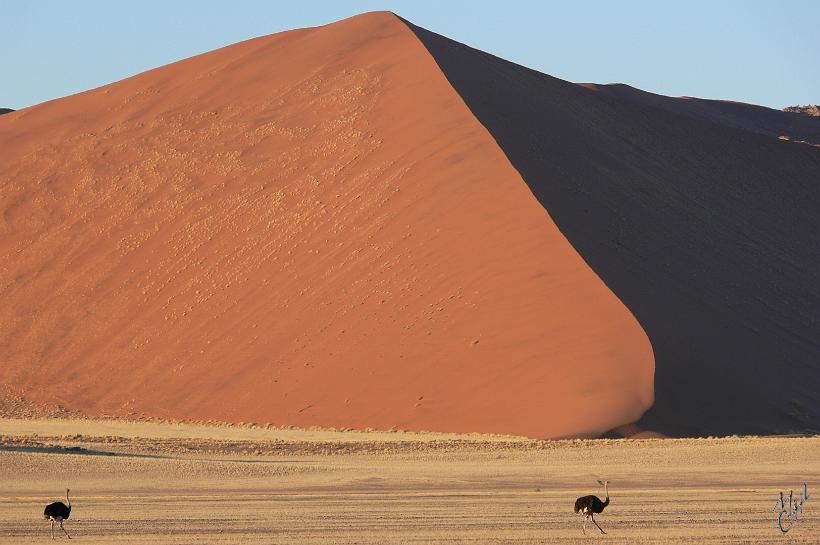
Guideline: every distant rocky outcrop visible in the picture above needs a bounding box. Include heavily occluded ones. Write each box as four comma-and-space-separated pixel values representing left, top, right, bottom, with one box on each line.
0, 108, 14, 115
784, 104, 820, 116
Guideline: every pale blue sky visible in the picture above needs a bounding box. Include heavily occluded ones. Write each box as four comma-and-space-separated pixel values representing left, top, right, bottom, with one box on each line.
3, 0, 817, 110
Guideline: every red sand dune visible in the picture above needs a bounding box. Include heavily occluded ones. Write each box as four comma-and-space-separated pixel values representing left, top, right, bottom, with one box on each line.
0, 12, 653, 438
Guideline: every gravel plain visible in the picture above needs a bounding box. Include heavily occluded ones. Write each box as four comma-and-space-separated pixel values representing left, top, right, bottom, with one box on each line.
1, 418, 817, 544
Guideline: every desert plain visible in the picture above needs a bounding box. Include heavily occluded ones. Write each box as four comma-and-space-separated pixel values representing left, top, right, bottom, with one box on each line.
1, 417, 817, 544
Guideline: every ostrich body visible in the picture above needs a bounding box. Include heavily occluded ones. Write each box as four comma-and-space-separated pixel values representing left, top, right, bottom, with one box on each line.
574, 480, 609, 534
43, 489, 72, 539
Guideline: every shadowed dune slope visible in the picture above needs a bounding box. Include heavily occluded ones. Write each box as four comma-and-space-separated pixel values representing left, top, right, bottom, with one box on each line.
0, 12, 653, 438
0, 108, 14, 116
579, 83, 820, 145
404, 20, 820, 436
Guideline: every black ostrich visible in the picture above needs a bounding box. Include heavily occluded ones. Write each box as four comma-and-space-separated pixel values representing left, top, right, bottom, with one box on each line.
573, 480, 609, 534
43, 488, 72, 539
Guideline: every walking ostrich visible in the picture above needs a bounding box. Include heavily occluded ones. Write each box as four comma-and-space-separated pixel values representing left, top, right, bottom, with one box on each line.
574, 480, 609, 534
43, 488, 72, 539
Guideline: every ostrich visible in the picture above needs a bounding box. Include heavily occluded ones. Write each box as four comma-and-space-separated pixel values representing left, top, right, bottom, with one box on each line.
43, 488, 72, 540
573, 480, 609, 534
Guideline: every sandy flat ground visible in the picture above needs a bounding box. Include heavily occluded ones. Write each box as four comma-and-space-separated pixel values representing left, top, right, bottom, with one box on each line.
0, 418, 817, 544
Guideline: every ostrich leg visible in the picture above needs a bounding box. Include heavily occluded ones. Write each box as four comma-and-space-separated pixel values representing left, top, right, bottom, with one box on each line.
591, 513, 606, 534
60, 519, 71, 539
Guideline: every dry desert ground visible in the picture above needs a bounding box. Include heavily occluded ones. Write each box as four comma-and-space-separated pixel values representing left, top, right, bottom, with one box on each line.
0, 418, 817, 544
